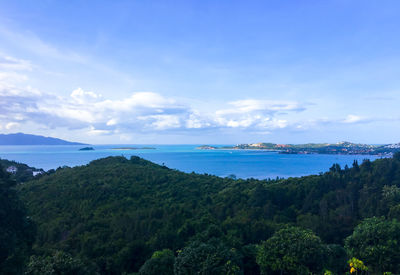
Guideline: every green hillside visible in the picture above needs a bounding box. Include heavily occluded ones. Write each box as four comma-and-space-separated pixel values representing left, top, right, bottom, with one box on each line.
0, 159, 45, 183
0, 164, 35, 274
12, 154, 400, 274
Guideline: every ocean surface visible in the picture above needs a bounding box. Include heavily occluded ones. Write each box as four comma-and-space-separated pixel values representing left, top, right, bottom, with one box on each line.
0, 145, 382, 179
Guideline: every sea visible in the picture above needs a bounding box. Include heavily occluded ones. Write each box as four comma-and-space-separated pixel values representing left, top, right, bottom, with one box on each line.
0, 145, 382, 179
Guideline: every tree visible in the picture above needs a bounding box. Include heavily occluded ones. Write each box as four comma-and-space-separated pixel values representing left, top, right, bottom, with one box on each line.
347, 257, 368, 274
139, 249, 175, 275
174, 240, 241, 275
345, 217, 400, 273
256, 226, 327, 275
325, 244, 347, 274
25, 251, 96, 275
16, 154, 400, 273
0, 164, 35, 274
241, 244, 260, 275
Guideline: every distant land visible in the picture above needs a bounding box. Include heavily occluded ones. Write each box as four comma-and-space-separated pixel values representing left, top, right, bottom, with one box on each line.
197, 141, 400, 155
79, 147, 94, 151
0, 133, 86, 145
195, 145, 218, 150
111, 147, 156, 150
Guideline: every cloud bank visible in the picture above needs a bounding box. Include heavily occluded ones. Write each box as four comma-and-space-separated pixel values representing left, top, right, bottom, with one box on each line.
0, 85, 309, 135
0, 53, 383, 142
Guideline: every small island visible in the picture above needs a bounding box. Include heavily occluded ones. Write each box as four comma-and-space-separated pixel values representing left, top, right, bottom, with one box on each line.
79, 147, 94, 151
111, 147, 156, 150
195, 145, 217, 150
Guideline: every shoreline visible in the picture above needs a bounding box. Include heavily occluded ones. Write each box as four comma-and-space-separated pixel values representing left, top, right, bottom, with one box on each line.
196, 147, 393, 156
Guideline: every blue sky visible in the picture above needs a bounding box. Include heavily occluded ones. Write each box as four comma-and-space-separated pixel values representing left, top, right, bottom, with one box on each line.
0, 0, 400, 144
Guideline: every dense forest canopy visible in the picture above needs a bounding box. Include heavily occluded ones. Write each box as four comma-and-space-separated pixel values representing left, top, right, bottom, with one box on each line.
0, 159, 44, 183
2, 154, 400, 274
0, 164, 35, 274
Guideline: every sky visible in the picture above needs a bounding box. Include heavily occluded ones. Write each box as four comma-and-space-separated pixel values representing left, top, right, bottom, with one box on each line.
0, 0, 400, 144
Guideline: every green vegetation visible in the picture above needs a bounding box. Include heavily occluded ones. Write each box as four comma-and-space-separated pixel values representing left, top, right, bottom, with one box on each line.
139, 249, 174, 275
25, 250, 95, 275
345, 217, 400, 273
2, 153, 400, 273
257, 226, 327, 274
79, 147, 94, 151
0, 159, 44, 182
207, 141, 400, 155
0, 163, 35, 274
174, 240, 241, 275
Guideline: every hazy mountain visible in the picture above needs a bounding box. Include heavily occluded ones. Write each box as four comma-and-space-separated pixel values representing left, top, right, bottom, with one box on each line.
0, 133, 86, 145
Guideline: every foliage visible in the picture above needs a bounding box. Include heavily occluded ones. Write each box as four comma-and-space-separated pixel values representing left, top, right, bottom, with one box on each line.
345, 217, 400, 273
139, 249, 175, 275
24, 250, 96, 275
0, 158, 44, 183
13, 153, 400, 273
174, 239, 241, 275
348, 257, 368, 274
256, 226, 327, 274
0, 163, 35, 274
324, 244, 348, 274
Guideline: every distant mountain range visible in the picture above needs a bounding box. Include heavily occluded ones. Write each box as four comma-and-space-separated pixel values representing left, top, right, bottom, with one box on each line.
0, 133, 86, 145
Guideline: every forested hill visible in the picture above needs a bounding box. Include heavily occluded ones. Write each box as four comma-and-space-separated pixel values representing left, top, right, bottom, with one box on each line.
16, 154, 400, 274
0, 133, 85, 145
0, 159, 44, 182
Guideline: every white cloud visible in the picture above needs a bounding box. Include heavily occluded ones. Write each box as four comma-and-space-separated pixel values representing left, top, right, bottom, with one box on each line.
185, 112, 211, 129
3, 82, 395, 141
106, 119, 118, 126
0, 85, 190, 132
0, 55, 32, 71
290, 114, 384, 131
87, 126, 111, 136
0, 52, 311, 136
259, 118, 288, 129
145, 115, 182, 130
70, 88, 101, 104
5, 122, 20, 130
212, 99, 304, 130
0, 55, 314, 137
216, 99, 304, 116
0, 53, 33, 94
0, 85, 308, 135
343, 114, 363, 123
0, 28, 86, 63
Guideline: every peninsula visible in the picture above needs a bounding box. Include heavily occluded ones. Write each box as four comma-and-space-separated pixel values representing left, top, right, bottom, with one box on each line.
197, 141, 400, 155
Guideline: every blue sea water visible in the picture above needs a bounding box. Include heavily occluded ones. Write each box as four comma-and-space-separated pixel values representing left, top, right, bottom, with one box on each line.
0, 145, 382, 179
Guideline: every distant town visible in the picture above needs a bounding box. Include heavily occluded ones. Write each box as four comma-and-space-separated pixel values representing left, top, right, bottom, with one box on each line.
196, 141, 400, 155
